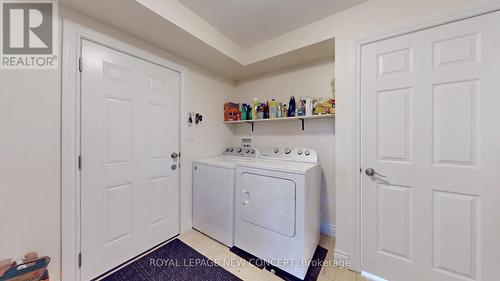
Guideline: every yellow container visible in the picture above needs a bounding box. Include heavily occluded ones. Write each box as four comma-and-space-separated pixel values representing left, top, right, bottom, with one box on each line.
269, 99, 278, 118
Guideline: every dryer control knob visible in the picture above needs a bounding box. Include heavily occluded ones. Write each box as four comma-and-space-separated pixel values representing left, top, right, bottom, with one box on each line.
274, 148, 279, 153
297, 150, 303, 155
250, 150, 255, 154
237, 148, 242, 153
305, 150, 310, 156
285, 148, 291, 154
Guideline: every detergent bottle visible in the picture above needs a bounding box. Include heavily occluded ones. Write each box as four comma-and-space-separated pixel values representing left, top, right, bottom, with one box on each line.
288, 96, 296, 117
269, 99, 278, 118
252, 97, 258, 120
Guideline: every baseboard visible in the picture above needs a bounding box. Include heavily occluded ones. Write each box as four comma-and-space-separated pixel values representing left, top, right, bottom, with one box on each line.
361, 271, 389, 281
333, 249, 350, 261
320, 223, 336, 237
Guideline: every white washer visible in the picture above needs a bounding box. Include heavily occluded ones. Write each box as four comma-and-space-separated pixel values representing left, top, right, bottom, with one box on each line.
234, 147, 321, 280
193, 146, 260, 246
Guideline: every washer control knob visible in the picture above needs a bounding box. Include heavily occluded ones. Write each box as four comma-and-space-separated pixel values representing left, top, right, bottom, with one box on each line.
225, 148, 230, 152
305, 150, 310, 156
237, 148, 242, 153
285, 148, 291, 154
230, 148, 234, 152
245, 149, 250, 153
274, 148, 279, 153
297, 150, 303, 155
250, 149, 255, 154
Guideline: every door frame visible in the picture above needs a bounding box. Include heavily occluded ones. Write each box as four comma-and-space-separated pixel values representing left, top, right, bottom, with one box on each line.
349, 2, 500, 276
61, 19, 185, 281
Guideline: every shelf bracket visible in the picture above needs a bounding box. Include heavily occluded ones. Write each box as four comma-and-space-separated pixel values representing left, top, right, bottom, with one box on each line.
250, 122, 254, 132
300, 118, 305, 130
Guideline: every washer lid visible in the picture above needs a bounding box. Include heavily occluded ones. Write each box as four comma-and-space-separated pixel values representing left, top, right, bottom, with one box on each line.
236, 159, 318, 174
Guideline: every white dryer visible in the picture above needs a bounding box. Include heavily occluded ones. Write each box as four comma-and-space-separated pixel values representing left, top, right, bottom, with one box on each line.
193, 147, 259, 246
234, 147, 321, 280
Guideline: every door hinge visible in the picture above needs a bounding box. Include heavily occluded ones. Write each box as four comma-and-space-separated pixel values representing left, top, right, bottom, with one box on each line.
78, 57, 83, 72
78, 252, 82, 268
78, 155, 82, 170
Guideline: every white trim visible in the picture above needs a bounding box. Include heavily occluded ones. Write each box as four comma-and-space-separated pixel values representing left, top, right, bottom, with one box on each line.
349, 1, 500, 274
320, 223, 336, 237
361, 271, 389, 281
61, 19, 185, 281
61, 18, 81, 281
333, 249, 350, 261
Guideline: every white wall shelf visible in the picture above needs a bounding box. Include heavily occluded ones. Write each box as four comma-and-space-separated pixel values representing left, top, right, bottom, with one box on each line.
224, 114, 334, 131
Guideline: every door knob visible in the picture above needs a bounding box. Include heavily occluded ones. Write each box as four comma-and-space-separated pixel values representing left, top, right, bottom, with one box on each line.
365, 168, 386, 177
171, 152, 179, 159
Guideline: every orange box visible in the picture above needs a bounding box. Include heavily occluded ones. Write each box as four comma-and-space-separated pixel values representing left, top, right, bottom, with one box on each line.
224, 102, 240, 121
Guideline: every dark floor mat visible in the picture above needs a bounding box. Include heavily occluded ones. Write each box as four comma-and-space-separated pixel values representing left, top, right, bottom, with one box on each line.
100, 239, 242, 281
270, 246, 328, 281
229, 246, 268, 269
229, 245, 327, 281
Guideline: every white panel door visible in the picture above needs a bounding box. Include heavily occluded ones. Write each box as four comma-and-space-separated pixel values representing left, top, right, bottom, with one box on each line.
361, 11, 500, 281
80, 40, 180, 280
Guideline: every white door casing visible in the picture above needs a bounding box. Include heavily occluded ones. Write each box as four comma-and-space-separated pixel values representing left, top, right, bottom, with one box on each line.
361, 11, 500, 281
80, 40, 180, 280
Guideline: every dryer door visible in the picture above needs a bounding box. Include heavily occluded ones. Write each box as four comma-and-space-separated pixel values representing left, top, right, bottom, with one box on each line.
239, 172, 296, 237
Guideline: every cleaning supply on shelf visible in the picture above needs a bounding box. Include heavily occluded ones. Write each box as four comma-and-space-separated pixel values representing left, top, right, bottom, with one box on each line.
241, 103, 247, 120
277, 102, 282, 118
282, 104, 288, 117
252, 98, 258, 120
246, 104, 252, 120
288, 96, 296, 117
313, 97, 335, 115
306, 96, 313, 116
224, 102, 240, 121
269, 99, 278, 118
297, 98, 306, 116
257, 103, 265, 119
264, 101, 269, 119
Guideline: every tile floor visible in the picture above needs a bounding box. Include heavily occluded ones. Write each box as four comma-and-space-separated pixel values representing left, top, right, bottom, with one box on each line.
178, 229, 366, 281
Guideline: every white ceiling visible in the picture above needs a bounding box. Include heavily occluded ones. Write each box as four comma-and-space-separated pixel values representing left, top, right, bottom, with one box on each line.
60, 0, 361, 80
179, 0, 365, 48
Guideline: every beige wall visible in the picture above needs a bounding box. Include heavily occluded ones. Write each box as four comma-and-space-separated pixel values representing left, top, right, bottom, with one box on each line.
0, 7, 235, 280
0, 60, 61, 277
230, 60, 336, 232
